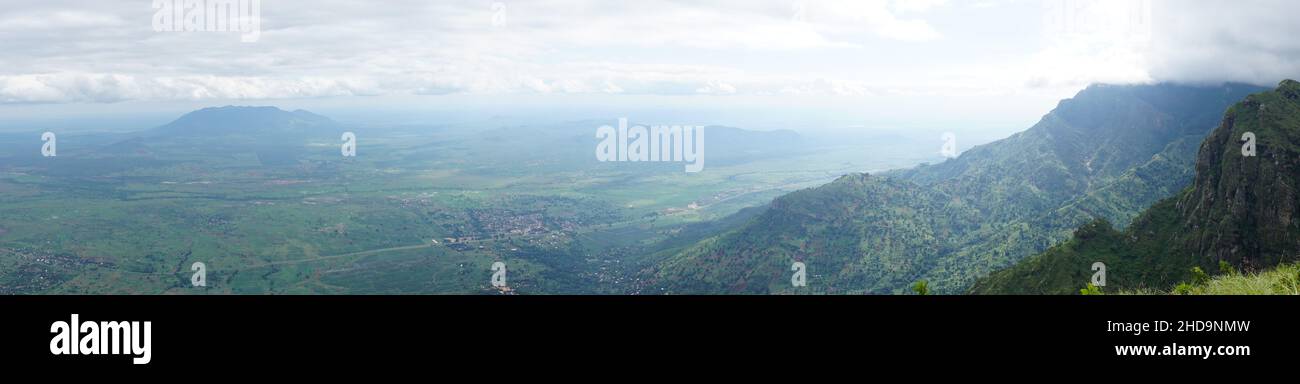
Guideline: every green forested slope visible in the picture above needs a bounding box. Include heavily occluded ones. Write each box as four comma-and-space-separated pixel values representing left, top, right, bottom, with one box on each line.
973, 80, 1300, 294
654, 83, 1263, 294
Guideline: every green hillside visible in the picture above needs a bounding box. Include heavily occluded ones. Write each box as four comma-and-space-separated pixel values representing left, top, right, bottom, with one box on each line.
653, 83, 1263, 294
973, 80, 1300, 294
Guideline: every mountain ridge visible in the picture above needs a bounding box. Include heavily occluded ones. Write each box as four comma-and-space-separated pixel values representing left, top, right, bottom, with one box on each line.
651, 82, 1265, 294
971, 79, 1300, 294
147, 106, 340, 137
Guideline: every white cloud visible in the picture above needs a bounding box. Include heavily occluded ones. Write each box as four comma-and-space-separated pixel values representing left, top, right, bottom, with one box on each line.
800, 0, 946, 42
1, 0, 1298, 106
3, 0, 923, 103
695, 80, 738, 94
0, 10, 125, 30
0, 74, 380, 103
779, 78, 872, 96
1145, 0, 1300, 85
1019, 0, 1300, 89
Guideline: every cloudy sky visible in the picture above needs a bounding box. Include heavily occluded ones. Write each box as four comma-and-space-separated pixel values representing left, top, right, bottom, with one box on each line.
2, 0, 1299, 132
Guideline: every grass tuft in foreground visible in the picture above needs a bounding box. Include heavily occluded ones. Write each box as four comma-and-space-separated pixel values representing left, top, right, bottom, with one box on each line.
1124, 263, 1300, 295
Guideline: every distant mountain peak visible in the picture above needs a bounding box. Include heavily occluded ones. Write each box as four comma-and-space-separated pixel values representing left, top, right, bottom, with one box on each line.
150, 105, 339, 137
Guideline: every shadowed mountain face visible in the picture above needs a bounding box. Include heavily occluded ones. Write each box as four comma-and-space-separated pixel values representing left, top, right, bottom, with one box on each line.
972, 80, 1300, 294
1180, 80, 1300, 269
651, 83, 1265, 294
